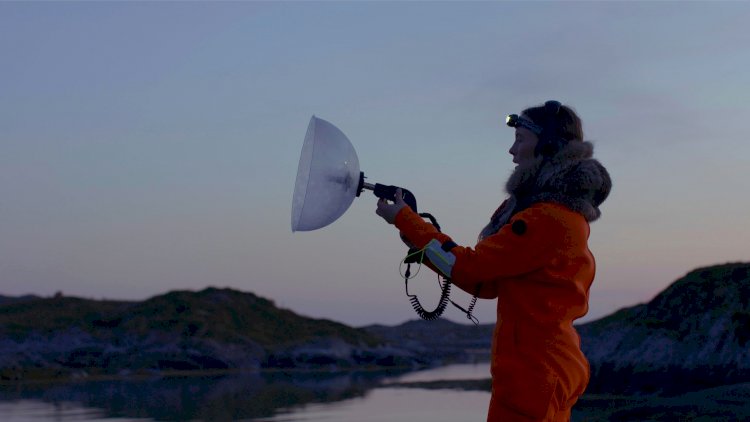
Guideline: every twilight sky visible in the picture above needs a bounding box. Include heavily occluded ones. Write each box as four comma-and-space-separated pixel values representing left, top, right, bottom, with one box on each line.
1, 2, 748, 326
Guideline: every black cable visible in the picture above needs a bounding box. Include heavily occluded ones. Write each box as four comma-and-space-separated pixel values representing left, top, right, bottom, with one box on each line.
438, 275, 479, 325
405, 263, 451, 320
401, 213, 479, 324
449, 295, 479, 325
418, 212, 441, 231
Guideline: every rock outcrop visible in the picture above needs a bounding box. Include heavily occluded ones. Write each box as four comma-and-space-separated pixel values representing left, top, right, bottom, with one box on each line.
578, 262, 750, 394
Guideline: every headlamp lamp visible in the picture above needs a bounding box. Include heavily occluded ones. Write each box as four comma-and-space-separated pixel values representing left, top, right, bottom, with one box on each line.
505, 114, 543, 135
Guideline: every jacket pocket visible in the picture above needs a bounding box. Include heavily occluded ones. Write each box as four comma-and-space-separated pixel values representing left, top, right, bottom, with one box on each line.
490, 319, 515, 377
491, 358, 561, 420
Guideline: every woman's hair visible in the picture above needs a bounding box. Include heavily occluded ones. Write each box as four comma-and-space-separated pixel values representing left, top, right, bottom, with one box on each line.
521, 105, 583, 143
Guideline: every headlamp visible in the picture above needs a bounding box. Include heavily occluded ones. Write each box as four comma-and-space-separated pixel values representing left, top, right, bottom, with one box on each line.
505, 114, 543, 135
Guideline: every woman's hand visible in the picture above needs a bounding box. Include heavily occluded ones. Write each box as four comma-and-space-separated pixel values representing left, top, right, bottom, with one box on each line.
375, 188, 407, 225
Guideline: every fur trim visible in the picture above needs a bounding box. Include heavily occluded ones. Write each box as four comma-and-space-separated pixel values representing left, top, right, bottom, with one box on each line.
479, 141, 611, 240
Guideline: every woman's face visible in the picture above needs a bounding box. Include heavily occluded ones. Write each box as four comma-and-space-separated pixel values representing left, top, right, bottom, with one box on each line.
509, 116, 539, 166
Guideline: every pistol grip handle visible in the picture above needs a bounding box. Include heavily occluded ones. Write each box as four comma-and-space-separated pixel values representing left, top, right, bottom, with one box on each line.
373, 184, 418, 213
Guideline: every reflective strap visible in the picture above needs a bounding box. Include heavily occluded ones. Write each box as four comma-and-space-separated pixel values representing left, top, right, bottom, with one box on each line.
424, 239, 456, 278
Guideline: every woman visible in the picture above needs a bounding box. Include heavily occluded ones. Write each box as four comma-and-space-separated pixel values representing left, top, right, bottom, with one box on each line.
376, 101, 611, 421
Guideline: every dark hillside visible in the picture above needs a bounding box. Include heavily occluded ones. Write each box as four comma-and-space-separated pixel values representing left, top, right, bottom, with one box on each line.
578, 262, 750, 394
0, 288, 378, 348
0, 294, 40, 306
0, 288, 407, 381
116, 288, 380, 348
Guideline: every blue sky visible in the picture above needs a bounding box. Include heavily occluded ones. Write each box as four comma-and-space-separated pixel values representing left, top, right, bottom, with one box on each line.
1, 2, 748, 326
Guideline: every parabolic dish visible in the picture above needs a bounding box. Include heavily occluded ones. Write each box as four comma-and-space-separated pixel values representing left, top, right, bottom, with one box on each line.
291, 116, 361, 232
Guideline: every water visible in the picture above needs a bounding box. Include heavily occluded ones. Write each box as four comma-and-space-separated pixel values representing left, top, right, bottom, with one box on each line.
0, 364, 492, 422
4, 365, 749, 421
256, 388, 490, 422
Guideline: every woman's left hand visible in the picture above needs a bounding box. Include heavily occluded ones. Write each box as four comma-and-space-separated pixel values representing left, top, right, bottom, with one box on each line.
375, 188, 407, 225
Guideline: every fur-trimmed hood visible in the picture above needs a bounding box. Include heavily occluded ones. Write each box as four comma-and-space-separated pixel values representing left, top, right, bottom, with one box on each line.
479, 141, 611, 240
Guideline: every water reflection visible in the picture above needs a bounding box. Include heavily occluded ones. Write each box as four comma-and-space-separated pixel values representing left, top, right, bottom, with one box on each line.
257, 387, 490, 422
0, 368, 415, 421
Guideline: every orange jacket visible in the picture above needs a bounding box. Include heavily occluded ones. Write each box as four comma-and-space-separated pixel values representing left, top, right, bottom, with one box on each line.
394, 201, 593, 420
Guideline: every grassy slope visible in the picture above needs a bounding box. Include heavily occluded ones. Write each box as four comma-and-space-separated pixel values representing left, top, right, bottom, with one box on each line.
0, 287, 380, 349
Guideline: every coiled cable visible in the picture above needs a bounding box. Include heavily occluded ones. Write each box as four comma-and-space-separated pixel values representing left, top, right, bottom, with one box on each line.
399, 212, 479, 325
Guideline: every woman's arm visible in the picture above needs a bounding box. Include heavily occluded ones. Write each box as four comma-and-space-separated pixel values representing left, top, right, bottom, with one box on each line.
394, 203, 566, 296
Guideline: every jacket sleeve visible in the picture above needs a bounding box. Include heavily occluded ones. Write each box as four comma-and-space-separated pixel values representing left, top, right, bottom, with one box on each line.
394, 203, 564, 297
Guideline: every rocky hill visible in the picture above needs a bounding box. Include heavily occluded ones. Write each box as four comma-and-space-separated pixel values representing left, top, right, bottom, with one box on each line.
578, 262, 750, 394
0, 288, 429, 381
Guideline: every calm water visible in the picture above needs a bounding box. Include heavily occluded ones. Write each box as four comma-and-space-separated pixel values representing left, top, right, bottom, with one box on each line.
5, 365, 749, 421
0, 364, 491, 422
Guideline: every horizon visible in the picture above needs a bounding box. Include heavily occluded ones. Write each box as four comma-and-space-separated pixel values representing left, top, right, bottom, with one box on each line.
2, 2, 749, 327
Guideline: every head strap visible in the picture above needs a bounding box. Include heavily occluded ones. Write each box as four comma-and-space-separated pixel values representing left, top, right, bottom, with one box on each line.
538, 100, 565, 157
505, 114, 543, 134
